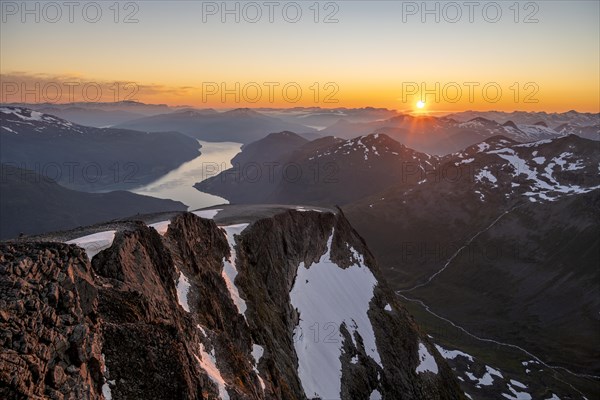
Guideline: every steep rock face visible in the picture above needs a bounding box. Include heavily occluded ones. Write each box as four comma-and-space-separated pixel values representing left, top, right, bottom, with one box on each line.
0, 210, 465, 399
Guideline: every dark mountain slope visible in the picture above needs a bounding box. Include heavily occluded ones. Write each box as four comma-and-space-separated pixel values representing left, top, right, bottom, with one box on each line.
0, 107, 200, 191
231, 131, 308, 166
0, 164, 186, 240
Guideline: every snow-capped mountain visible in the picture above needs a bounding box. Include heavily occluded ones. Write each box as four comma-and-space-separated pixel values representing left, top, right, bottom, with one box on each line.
1, 106, 86, 135
0, 208, 465, 399
447, 135, 600, 203
2, 101, 181, 127
555, 122, 600, 141
500, 120, 563, 142
0, 107, 200, 191
197, 130, 599, 207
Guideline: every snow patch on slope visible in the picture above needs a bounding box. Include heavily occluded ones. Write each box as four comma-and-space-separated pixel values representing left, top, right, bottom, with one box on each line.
194, 343, 230, 400
66, 230, 116, 259
149, 220, 171, 235
369, 389, 382, 400
193, 208, 222, 219
434, 344, 474, 362
252, 344, 266, 390
290, 230, 381, 399
101, 353, 113, 400
221, 224, 249, 315
175, 271, 192, 312
416, 342, 439, 374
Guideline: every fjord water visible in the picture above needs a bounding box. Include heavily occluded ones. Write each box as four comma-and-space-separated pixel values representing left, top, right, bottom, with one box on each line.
130, 140, 242, 210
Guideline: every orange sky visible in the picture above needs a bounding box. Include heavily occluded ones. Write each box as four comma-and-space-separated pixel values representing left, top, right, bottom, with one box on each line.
1, 1, 599, 113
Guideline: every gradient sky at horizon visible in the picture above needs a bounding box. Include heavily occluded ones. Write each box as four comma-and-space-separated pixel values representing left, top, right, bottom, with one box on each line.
1, 0, 599, 113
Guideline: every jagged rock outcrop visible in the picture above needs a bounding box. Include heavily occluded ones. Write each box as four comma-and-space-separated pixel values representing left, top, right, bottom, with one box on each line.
1, 210, 465, 399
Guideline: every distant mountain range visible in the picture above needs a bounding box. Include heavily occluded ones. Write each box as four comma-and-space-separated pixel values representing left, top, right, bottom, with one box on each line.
4, 101, 183, 127
0, 107, 200, 191
5, 103, 597, 150
321, 114, 599, 155
255, 106, 400, 128
114, 108, 318, 144
4, 102, 400, 129
0, 164, 186, 239
445, 110, 599, 128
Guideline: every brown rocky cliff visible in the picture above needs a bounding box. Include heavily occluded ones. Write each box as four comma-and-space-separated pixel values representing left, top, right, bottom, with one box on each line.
1, 210, 465, 400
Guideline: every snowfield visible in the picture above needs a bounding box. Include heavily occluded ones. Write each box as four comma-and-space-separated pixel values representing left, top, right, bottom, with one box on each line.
290, 230, 382, 399
416, 342, 439, 374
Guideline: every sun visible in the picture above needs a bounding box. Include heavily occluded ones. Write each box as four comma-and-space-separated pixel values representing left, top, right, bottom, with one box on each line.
416, 100, 426, 109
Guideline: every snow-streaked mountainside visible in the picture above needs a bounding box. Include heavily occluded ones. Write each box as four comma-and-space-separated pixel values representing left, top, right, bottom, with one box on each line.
308, 133, 437, 165
446, 135, 600, 203
0, 106, 200, 191
0, 208, 465, 399
196, 132, 438, 205
343, 136, 600, 399
555, 122, 600, 141
197, 131, 599, 208
377, 116, 571, 145
501, 121, 567, 142
433, 343, 539, 400
1, 106, 85, 134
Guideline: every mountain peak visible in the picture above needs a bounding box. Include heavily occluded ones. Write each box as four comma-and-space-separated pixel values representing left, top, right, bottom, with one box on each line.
223, 108, 262, 117
174, 108, 217, 116
1, 106, 47, 121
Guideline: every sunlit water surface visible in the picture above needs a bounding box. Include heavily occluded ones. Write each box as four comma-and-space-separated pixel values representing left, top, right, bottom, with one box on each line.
130, 140, 242, 210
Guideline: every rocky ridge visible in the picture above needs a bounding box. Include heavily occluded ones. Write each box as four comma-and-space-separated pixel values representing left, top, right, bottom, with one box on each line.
0, 209, 465, 399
